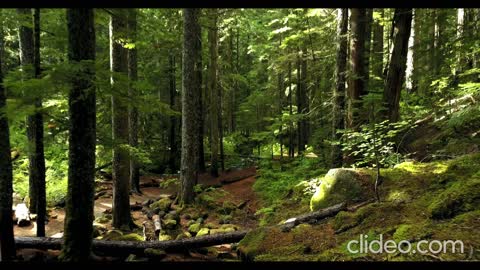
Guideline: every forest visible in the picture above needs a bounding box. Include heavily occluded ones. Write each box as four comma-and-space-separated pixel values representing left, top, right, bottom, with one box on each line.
0, 8, 479, 262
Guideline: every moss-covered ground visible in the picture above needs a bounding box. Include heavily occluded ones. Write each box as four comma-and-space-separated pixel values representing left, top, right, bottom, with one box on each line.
240, 153, 480, 261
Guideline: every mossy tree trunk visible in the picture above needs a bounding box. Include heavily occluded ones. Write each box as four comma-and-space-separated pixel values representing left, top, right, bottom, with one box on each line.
383, 8, 413, 122
110, 9, 134, 229
331, 8, 348, 168
180, 8, 202, 204
60, 8, 96, 262
17, 8, 46, 217
127, 9, 140, 194
0, 11, 16, 260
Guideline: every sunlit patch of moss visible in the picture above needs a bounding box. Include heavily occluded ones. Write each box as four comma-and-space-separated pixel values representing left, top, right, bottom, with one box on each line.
386, 190, 411, 204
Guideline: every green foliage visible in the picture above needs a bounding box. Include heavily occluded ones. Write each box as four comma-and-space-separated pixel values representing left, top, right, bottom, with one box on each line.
339, 119, 416, 168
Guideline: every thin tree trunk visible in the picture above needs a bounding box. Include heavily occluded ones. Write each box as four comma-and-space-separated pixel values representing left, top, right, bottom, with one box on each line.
127, 9, 140, 194
288, 61, 294, 158
0, 11, 16, 260
61, 8, 96, 262
18, 8, 46, 216
110, 9, 133, 230
208, 9, 219, 177
372, 9, 384, 81
181, 9, 202, 205
32, 8, 46, 237
364, 9, 373, 91
332, 8, 348, 168
406, 9, 419, 94
383, 8, 413, 122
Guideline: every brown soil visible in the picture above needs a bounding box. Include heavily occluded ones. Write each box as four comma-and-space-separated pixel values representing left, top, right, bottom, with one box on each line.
14, 167, 260, 236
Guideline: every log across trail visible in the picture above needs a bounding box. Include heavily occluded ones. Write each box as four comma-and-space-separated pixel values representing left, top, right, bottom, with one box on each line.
14, 202, 349, 257
15, 231, 248, 256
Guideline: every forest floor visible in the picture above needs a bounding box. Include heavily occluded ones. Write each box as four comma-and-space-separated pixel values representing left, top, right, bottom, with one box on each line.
14, 166, 260, 261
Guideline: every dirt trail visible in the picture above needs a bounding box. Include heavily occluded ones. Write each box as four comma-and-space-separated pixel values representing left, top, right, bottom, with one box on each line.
14, 167, 260, 237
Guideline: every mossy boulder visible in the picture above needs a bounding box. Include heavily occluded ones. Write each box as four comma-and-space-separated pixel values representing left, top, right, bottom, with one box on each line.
150, 198, 173, 212
163, 219, 177, 230
94, 213, 112, 224
188, 223, 201, 234
428, 179, 480, 219
159, 234, 173, 241
219, 214, 233, 224
196, 228, 210, 237
210, 226, 236, 235
175, 232, 192, 240
118, 233, 144, 242
310, 169, 372, 211
220, 201, 237, 214
102, 230, 123, 240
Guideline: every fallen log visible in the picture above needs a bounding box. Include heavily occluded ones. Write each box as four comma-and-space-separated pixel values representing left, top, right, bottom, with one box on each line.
281, 202, 346, 231
15, 231, 248, 256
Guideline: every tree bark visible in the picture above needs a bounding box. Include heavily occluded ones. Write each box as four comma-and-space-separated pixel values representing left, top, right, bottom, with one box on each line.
32, 8, 46, 237
61, 8, 96, 262
127, 9, 140, 194
406, 9, 419, 93
364, 9, 373, 90
383, 9, 413, 122
168, 51, 178, 172
347, 8, 367, 130
208, 9, 219, 177
372, 9, 384, 81
15, 231, 248, 256
296, 48, 308, 154
0, 11, 16, 259
288, 61, 294, 158
18, 8, 46, 217
331, 8, 348, 168
110, 9, 133, 230
180, 9, 202, 205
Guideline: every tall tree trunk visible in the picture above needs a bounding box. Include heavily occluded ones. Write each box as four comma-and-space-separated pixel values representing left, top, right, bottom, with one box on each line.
18, 8, 46, 216
219, 84, 225, 172
127, 9, 140, 194
0, 11, 16, 260
372, 9, 384, 81
195, 18, 205, 176
32, 8, 45, 237
278, 72, 284, 160
406, 9, 419, 93
332, 8, 348, 168
347, 8, 367, 130
208, 9, 219, 177
168, 51, 178, 172
364, 9, 373, 90
181, 8, 202, 205
288, 61, 294, 158
61, 8, 96, 262
110, 9, 133, 230
296, 50, 304, 154
383, 8, 413, 122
